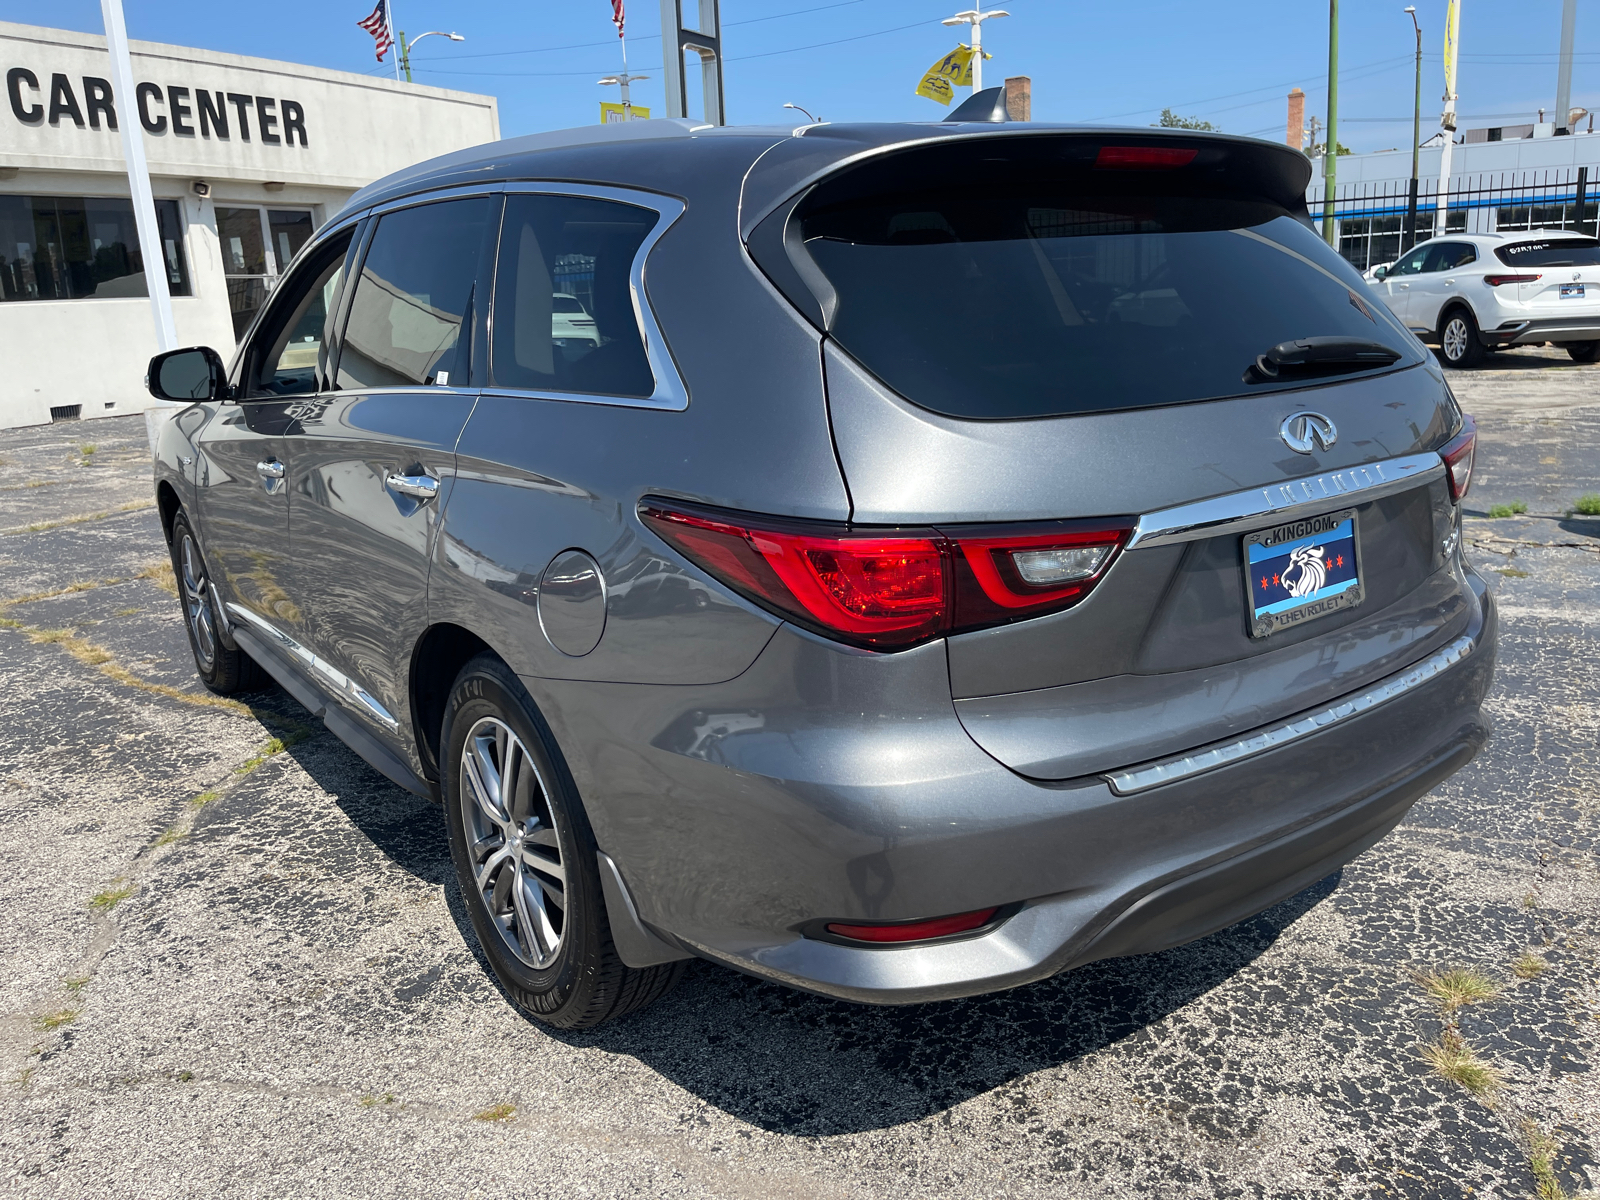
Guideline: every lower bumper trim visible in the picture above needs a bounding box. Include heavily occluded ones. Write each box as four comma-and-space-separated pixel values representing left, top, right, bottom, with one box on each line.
1104, 634, 1475, 795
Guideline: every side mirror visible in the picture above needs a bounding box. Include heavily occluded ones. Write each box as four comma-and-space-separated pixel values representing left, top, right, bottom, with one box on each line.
147, 346, 227, 402
1372, 265, 1388, 281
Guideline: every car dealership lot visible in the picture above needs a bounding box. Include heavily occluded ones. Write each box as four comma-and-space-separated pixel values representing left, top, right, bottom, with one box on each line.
1, 353, 1598, 1199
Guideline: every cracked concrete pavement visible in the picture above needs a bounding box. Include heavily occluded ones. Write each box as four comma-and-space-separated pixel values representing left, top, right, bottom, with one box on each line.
1, 349, 1598, 1198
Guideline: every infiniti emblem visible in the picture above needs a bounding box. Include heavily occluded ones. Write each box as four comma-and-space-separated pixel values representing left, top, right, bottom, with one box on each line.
1280, 411, 1338, 454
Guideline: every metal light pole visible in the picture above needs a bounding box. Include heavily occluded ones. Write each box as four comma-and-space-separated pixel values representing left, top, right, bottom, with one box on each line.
1321, 0, 1340, 246
399, 30, 464, 83
1437, 0, 1462, 234
941, 9, 1008, 92
782, 102, 820, 123
1555, 0, 1577, 132
600, 73, 650, 116
1404, 6, 1422, 252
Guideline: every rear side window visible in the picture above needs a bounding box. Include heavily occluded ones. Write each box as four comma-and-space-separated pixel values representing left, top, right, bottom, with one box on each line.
1431, 242, 1477, 270
489, 194, 657, 398
1495, 237, 1600, 267
789, 138, 1418, 420
337, 196, 489, 390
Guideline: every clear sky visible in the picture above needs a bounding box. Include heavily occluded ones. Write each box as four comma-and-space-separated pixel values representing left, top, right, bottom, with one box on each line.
8, 0, 1598, 153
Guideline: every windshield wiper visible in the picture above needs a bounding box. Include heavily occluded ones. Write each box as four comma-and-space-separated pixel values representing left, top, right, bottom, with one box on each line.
1247, 336, 1402, 383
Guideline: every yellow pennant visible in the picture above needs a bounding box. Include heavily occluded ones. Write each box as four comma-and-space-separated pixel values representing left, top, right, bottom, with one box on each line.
915, 44, 974, 105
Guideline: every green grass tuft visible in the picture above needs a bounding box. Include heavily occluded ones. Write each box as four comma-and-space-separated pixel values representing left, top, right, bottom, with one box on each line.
1414, 966, 1499, 1012
89, 882, 134, 913
473, 1102, 515, 1122
1513, 952, 1548, 980
1422, 1029, 1501, 1098
1571, 493, 1600, 516
34, 1008, 81, 1032
1495, 567, 1531, 578
1487, 501, 1530, 518
1525, 1121, 1569, 1200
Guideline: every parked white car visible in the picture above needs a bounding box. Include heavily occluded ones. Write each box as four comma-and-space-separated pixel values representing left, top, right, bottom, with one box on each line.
552, 292, 601, 347
1366, 230, 1600, 367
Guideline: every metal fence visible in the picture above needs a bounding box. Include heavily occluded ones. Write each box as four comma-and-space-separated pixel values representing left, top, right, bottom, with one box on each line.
1318, 166, 1598, 271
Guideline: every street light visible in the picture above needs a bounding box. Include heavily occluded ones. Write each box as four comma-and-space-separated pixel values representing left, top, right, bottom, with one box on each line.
782, 102, 819, 123
399, 31, 464, 84
599, 73, 650, 119
1404, 6, 1422, 252
940, 9, 1008, 92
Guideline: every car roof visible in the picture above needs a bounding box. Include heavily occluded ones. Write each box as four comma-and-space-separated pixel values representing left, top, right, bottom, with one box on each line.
337, 118, 1315, 231
1414, 229, 1596, 247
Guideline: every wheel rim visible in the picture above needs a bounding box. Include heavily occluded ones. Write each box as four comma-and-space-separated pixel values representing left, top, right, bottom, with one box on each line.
179, 532, 217, 668
459, 716, 567, 969
1443, 317, 1469, 361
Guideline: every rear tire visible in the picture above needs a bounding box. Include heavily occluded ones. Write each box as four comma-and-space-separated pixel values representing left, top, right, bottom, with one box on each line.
1438, 307, 1485, 369
440, 654, 684, 1028
169, 512, 265, 695
1566, 340, 1600, 363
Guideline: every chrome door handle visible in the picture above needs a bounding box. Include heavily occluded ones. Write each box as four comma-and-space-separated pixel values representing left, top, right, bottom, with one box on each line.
256, 459, 285, 479
385, 472, 439, 501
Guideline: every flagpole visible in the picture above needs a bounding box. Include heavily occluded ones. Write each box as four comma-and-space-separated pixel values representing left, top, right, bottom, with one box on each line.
390, 0, 401, 80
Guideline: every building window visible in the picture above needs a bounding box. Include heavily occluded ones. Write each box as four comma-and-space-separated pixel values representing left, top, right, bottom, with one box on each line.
1496, 201, 1598, 236
0, 196, 190, 301
1336, 210, 1468, 271
215, 205, 316, 342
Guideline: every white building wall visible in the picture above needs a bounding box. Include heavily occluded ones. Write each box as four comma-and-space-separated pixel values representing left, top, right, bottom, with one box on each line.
0, 22, 499, 429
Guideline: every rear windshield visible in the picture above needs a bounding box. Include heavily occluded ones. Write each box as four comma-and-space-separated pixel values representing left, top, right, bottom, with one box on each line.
794, 139, 1419, 420
1494, 237, 1600, 267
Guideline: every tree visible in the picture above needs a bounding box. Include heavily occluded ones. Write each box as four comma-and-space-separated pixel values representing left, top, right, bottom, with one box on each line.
1154, 107, 1218, 131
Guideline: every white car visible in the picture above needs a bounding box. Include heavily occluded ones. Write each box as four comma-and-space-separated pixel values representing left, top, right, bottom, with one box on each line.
1362, 260, 1393, 282
1366, 230, 1600, 367
552, 292, 601, 347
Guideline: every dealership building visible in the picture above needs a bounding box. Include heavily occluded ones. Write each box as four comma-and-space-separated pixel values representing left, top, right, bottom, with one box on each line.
0, 21, 498, 429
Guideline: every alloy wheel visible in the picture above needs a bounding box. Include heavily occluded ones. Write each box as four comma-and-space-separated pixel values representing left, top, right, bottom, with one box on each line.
1442, 317, 1469, 363
179, 532, 217, 668
460, 716, 568, 969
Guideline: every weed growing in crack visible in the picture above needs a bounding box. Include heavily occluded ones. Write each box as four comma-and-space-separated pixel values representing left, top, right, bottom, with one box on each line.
153, 826, 186, 848
1488, 501, 1530, 518
474, 1103, 515, 1122
1513, 952, 1549, 980
10, 1067, 33, 1088
34, 1009, 81, 1032
361, 1093, 398, 1107
1496, 567, 1531, 578
63, 975, 89, 994
89, 882, 134, 912
177, 1070, 194, 1082
1422, 1029, 1502, 1099
1571, 494, 1600, 517
1414, 966, 1499, 1013
1525, 1121, 1570, 1200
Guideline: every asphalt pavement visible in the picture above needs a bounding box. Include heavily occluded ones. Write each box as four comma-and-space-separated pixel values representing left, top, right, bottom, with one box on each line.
1, 349, 1597, 1199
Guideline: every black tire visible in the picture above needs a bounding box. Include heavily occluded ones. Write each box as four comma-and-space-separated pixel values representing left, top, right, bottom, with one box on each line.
1566, 340, 1600, 363
169, 512, 266, 694
441, 654, 684, 1028
1437, 307, 1486, 369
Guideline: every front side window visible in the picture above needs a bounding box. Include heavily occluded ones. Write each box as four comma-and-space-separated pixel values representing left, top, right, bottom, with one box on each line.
336, 197, 489, 390
0, 195, 190, 301
489, 194, 657, 398
1387, 243, 1431, 277
244, 232, 352, 398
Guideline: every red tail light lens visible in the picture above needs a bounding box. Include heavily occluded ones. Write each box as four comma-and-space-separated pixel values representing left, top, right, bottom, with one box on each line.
638, 500, 1133, 650
1439, 415, 1476, 503
1095, 145, 1198, 170
1483, 274, 1542, 286
825, 907, 999, 943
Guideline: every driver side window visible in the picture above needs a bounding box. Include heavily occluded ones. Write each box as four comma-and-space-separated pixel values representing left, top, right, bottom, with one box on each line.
244, 230, 353, 399
1388, 244, 1432, 277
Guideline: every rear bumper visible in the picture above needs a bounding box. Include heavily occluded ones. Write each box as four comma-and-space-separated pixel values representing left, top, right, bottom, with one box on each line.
527, 566, 1496, 1006
1483, 315, 1600, 346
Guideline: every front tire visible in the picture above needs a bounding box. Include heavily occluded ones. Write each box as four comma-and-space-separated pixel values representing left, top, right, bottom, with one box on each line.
1438, 307, 1486, 368
169, 512, 265, 694
441, 654, 684, 1028
1566, 340, 1600, 363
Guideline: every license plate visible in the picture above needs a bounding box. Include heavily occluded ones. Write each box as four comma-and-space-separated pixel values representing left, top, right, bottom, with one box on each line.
1244, 510, 1363, 638
1561, 283, 1586, 299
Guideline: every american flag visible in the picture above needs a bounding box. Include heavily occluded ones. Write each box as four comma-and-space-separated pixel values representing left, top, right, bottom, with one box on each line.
358, 0, 395, 61
611, 0, 625, 38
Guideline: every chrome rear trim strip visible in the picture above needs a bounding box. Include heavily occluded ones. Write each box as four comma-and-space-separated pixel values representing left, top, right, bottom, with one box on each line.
1127, 452, 1444, 550
224, 603, 400, 734
1103, 634, 1475, 796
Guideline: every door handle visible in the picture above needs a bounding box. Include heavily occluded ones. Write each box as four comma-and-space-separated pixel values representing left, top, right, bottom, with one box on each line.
385, 472, 439, 501
256, 459, 285, 479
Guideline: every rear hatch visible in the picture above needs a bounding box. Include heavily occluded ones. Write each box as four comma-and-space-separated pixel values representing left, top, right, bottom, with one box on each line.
1502, 235, 1600, 309
747, 129, 1471, 780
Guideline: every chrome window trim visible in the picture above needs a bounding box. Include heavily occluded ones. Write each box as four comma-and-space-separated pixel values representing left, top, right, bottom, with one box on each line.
224, 603, 400, 734
1103, 634, 1476, 795
488, 182, 689, 412
1127, 452, 1446, 550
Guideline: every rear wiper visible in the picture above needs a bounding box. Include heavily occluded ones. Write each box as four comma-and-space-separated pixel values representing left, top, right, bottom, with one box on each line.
1246, 336, 1402, 383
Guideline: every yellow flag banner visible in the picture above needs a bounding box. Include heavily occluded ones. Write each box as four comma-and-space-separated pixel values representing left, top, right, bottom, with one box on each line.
600, 101, 650, 124
915, 45, 974, 105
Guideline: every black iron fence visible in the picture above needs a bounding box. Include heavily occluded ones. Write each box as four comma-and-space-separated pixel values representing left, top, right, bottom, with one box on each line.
1317, 166, 1598, 271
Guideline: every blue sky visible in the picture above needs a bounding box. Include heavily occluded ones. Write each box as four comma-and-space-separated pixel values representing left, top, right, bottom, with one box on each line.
11, 0, 1599, 152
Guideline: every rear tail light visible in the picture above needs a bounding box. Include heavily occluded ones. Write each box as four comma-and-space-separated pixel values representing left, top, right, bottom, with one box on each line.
638, 499, 1133, 650
1439, 415, 1476, 502
825, 907, 1000, 943
1483, 274, 1542, 287
1095, 145, 1198, 170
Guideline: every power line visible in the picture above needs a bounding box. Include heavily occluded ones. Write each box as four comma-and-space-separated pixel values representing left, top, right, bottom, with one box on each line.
1079, 54, 1414, 123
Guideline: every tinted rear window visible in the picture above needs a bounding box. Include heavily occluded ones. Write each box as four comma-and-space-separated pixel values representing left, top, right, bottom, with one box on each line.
793, 139, 1418, 420
1495, 237, 1600, 267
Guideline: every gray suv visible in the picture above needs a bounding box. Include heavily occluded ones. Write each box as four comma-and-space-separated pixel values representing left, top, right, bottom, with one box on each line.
147, 110, 1495, 1029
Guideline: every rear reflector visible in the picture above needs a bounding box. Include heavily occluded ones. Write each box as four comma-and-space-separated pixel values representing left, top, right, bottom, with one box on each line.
639, 499, 1133, 650
1483, 274, 1542, 286
825, 907, 999, 943
1439, 415, 1476, 503
1095, 145, 1199, 170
